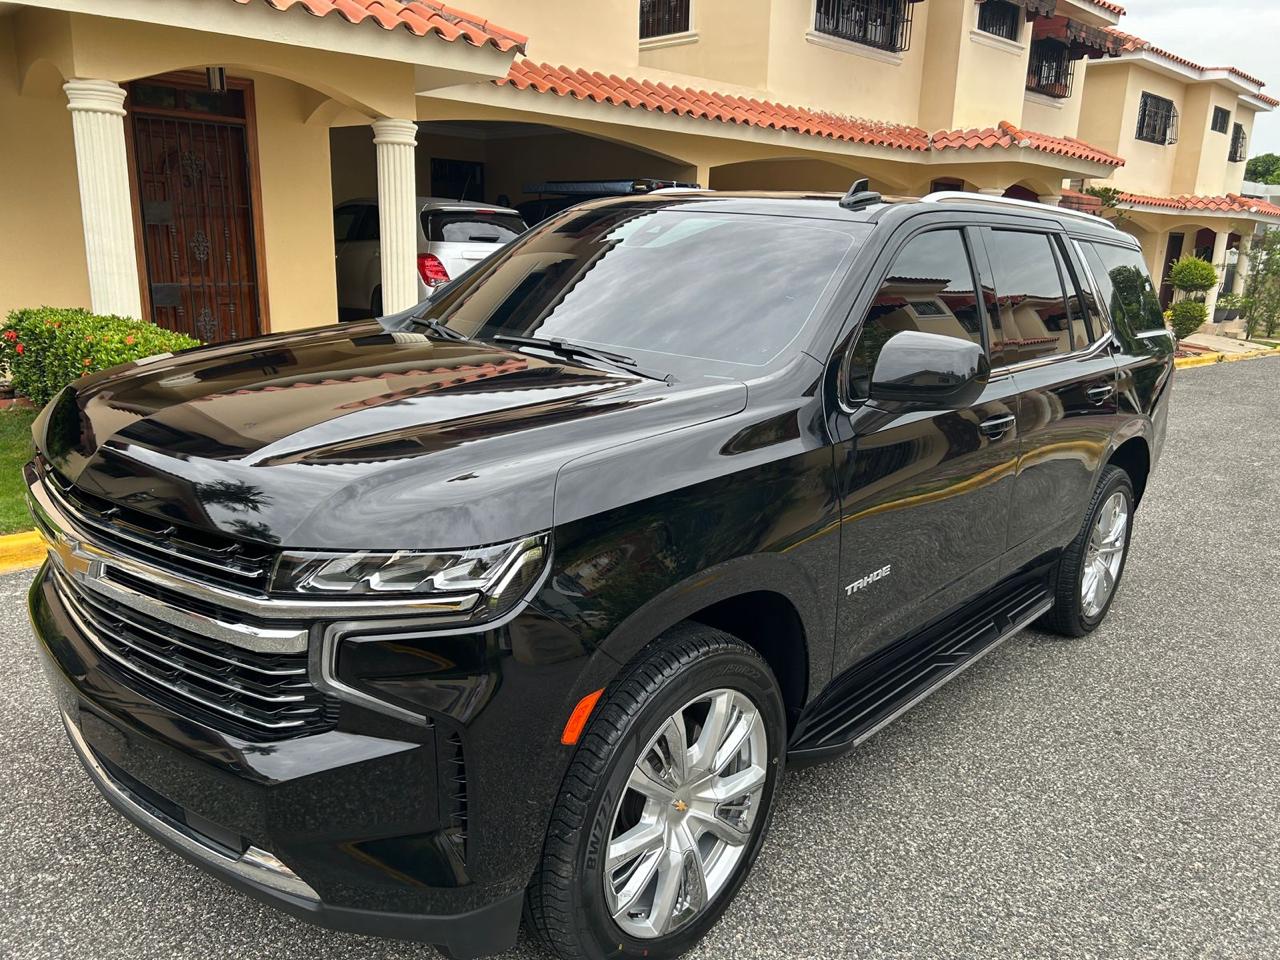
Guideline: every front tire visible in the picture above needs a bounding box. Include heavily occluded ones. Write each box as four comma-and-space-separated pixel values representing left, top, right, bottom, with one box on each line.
527, 624, 785, 960
1043, 465, 1135, 637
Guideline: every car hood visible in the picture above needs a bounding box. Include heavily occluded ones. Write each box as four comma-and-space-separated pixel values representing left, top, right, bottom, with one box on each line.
34, 322, 747, 549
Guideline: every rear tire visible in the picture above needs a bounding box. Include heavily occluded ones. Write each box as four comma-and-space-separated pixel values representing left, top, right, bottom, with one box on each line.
1043, 465, 1134, 637
526, 623, 786, 960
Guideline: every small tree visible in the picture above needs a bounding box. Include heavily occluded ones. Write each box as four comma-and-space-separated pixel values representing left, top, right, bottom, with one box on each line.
1169, 300, 1208, 339
1164, 255, 1218, 340
1168, 255, 1219, 298
1242, 230, 1280, 340
1084, 185, 1129, 227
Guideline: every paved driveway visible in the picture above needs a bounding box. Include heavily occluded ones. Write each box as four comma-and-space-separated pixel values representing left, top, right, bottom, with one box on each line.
4, 359, 1279, 959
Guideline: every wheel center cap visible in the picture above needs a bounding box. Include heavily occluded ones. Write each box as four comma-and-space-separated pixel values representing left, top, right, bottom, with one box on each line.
672, 799, 689, 813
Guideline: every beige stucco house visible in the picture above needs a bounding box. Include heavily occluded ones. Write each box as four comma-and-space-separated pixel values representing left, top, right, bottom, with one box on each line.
0, 0, 1273, 343
1073, 27, 1280, 328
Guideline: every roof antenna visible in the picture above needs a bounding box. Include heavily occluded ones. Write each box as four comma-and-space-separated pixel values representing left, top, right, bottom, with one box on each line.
840, 177, 883, 211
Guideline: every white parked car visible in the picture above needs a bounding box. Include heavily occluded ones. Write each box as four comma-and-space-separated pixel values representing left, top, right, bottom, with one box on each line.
334, 197, 527, 319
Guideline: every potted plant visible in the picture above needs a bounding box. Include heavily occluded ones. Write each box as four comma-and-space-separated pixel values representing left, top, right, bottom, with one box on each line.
1214, 292, 1244, 323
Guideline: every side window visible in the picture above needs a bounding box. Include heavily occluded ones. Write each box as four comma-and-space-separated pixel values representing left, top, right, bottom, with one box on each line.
983, 229, 1074, 365
847, 229, 982, 401
1049, 237, 1092, 348
1064, 239, 1109, 341
1083, 242, 1166, 335
353, 205, 380, 242
333, 205, 363, 244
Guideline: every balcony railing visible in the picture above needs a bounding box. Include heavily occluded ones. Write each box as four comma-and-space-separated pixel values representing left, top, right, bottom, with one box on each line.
639, 0, 690, 39
814, 0, 914, 54
1026, 40, 1075, 99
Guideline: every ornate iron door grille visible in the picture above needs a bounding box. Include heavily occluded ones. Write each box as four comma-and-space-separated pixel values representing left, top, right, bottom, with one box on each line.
129, 79, 263, 344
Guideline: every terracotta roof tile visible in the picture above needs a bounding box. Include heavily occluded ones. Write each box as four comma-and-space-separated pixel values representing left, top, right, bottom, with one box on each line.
1119, 192, 1280, 220
499, 63, 1124, 166
501, 62, 939, 150
1086, 0, 1125, 14
1107, 29, 1269, 93
229, 0, 527, 53
930, 121, 1126, 167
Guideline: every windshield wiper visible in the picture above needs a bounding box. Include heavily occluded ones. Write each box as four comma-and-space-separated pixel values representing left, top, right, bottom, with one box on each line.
409, 315, 469, 342
492, 335, 673, 383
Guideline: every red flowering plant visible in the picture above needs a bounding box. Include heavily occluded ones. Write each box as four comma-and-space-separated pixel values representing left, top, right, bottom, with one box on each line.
0, 307, 200, 407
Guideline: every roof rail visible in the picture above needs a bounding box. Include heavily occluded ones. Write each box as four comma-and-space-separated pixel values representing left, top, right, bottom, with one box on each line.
919, 191, 1118, 230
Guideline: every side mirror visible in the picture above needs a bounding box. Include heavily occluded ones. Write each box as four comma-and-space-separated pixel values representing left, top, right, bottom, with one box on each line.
869, 330, 990, 409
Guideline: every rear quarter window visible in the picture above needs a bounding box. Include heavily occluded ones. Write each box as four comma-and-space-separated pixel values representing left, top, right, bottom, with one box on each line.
1082, 242, 1166, 334
425, 211, 526, 243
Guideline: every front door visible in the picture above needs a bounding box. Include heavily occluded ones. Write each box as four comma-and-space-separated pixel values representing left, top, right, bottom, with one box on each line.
129, 78, 263, 343
831, 225, 1020, 674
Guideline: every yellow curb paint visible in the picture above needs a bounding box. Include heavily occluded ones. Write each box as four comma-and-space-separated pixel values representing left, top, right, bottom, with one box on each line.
0, 530, 45, 574
1176, 348, 1280, 370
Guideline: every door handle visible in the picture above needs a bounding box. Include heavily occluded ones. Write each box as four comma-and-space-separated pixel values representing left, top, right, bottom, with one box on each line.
1087, 383, 1115, 404
979, 414, 1016, 440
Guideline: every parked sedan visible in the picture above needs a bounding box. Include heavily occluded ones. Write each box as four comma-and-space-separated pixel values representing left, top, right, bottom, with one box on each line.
334, 198, 526, 319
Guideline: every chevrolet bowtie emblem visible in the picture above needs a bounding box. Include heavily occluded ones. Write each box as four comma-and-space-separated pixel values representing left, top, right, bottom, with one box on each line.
672, 800, 689, 813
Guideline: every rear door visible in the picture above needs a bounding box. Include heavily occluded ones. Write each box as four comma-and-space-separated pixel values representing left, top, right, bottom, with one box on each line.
424, 209, 526, 286
829, 223, 1021, 672
1078, 239, 1176, 452
974, 226, 1123, 571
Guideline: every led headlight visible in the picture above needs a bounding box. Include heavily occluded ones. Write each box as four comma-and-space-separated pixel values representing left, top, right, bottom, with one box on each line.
271, 534, 548, 620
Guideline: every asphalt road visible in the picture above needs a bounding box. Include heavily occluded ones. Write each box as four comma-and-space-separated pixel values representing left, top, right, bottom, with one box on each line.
4, 358, 1280, 960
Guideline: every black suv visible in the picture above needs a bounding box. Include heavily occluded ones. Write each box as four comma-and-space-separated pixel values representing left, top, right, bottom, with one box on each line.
25, 190, 1172, 960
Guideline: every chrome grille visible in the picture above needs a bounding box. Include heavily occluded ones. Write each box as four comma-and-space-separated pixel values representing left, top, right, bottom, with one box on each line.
53, 566, 337, 741
41, 466, 274, 593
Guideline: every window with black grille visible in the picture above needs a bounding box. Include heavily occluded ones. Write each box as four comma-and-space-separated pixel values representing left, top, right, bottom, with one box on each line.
814, 0, 915, 54
1135, 92, 1178, 145
1211, 106, 1231, 134
1026, 39, 1075, 99
977, 1, 1023, 41
1230, 123, 1248, 163
639, 0, 690, 39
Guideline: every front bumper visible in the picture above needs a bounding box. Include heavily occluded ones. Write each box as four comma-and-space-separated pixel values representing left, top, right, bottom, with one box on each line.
56, 707, 521, 955
28, 561, 612, 958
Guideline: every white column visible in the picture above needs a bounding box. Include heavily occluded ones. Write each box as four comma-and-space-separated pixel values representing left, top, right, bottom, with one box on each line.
1233, 231, 1254, 295
371, 118, 419, 314
64, 80, 142, 319
1204, 229, 1232, 318
1037, 194, 1063, 207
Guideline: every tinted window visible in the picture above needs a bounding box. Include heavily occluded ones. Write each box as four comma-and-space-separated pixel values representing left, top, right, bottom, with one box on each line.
425, 211, 526, 244
1066, 240, 1109, 341
1083, 242, 1166, 334
425, 207, 866, 371
984, 230, 1073, 365
847, 229, 981, 401
1050, 238, 1092, 347
333, 206, 364, 244
353, 207, 379, 242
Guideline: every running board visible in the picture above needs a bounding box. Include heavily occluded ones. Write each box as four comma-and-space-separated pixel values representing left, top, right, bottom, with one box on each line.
788, 579, 1053, 764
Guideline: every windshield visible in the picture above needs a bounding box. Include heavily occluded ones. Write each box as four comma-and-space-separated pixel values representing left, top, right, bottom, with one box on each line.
418, 204, 867, 371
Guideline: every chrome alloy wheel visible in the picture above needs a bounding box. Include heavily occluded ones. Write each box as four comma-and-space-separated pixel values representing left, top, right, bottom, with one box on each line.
603, 688, 769, 940
1082, 490, 1129, 618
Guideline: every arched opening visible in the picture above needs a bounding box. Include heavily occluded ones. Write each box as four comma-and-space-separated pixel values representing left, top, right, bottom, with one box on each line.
1003, 183, 1040, 203
708, 157, 872, 193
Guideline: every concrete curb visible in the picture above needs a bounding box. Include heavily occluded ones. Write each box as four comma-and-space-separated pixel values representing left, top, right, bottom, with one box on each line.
1176, 348, 1280, 370
0, 530, 43, 574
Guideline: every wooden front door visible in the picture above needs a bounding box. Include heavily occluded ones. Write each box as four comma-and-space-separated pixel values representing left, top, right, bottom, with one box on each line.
128, 77, 264, 343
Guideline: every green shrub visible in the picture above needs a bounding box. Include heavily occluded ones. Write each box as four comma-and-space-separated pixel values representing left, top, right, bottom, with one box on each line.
1169, 299, 1209, 339
0, 307, 200, 407
1168, 256, 1218, 295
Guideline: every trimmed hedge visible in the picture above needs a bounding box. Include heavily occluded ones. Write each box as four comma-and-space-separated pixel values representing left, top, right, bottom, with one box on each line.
0, 307, 200, 406
1168, 256, 1218, 295
1169, 299, 1208, 339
